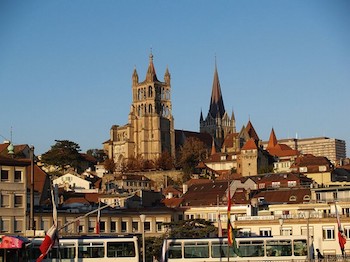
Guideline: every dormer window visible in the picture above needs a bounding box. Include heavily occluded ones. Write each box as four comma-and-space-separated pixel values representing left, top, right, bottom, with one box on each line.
289, 195, 297, 201
303, 195, 311, 201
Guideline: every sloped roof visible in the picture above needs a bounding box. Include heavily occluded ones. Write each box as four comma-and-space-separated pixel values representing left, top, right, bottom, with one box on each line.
254, 188, 311, 204
222, 133, 239, 149
245, 121, 259, 141
182, 181, 228, 206
175, 129, 212, 149
267, 128, 278, 149
242, 138, 258, 150
161, 197, 184, 208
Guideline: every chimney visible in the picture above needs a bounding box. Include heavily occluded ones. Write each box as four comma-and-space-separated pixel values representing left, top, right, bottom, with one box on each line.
182, 183, 188, 194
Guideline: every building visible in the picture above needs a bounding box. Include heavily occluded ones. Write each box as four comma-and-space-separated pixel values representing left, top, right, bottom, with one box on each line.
104, 53, 175, 170
262, 137, 346, 164
200, 63, 235, 148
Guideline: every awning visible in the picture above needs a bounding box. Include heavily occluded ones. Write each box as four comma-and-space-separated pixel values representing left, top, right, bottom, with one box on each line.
0, 236, 27, 249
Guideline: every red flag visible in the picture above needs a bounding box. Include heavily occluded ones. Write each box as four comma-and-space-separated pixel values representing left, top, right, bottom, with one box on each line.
335, 203, 347, 252
36, 225, 57, 262
227, 188, 233, 245
95, 202, 101, 234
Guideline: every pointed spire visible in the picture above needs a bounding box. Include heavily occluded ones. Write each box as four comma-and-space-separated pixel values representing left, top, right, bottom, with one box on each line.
231, 109, 235, 121
164, 65, 170, 84
209, 61, 225, 118
200, 109, 204, 122
145, 51, 159, 82
132, 66, 138, 85
211, 139, 216, 156
267, 128, 278, 149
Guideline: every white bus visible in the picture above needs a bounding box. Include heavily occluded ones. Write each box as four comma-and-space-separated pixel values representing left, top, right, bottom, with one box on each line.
161, 235, 308, 262
29, 235, 139, 262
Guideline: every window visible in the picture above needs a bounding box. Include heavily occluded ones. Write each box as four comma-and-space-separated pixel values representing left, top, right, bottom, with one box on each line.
14, 219, 23, 232
88, 220, 95, 232
184, 242, 209, 258
0, 219, 9, 233
1, 170, 9, 181
259, 183, 265, 189
281, 227, 292, 236
272, 182, 280, 188
121, 221, 127, 232
100, 221, 105, 232
144, 221, 151, 232
132, 222, 138, 232
156, 222, 163, 232
301, 226, 314, 237
78, 243, 104, 258
288, 181, 297, 187
208, 213, 216, 222
1, 194, 9, 207
14, 195, 23, 207
14, 170, 22, 182
289, 196, 297, 202
299, 167, 307, 172
110, 221, 116, 232
323, 226, 335, 240
259, 228, 272, 236
107, 242, 135, 257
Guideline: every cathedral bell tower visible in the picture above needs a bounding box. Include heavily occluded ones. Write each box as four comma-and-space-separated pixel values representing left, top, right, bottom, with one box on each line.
130, 53, 175, 161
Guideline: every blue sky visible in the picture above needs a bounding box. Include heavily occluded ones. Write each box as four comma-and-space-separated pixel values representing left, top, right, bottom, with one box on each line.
1, 0, 349, 156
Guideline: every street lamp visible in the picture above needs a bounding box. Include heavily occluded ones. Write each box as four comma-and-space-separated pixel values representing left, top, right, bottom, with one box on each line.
278, 217, 284, 236
140, 214, 146, 262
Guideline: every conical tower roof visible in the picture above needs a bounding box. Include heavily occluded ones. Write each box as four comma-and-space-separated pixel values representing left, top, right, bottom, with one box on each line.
267, 128, 278, 149
145, 52, 159, 82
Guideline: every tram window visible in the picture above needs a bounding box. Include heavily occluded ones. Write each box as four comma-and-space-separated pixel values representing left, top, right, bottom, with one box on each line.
238, 240, 264, 257
107, 242, 135, 257
50, 246, 75, 259
212, 242, 237, 258
266, 240, 291, 257
184, 242, 209, 258
78, 243, 104, 258
293, 239, 307, 256
168, 243, 182, 258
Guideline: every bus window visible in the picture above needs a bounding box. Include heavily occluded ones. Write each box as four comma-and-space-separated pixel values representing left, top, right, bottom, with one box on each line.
78, 242, 104, 258
184, 242, 209, 259
294, 239, 307, 256
211, 242, 237, 258
107, 242, 135, 257
168, 243, 182, 259
239, 240, 264, 257
266, 240, 292, 257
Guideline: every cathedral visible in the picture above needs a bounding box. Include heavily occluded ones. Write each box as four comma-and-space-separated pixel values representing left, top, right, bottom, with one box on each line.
104, 53, 175, 169
200, 64, 236, 148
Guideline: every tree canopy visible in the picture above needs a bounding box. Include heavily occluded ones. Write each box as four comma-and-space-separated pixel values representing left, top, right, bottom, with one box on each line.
178, 137, 207, 179
163, 219, 216, 238
41, 140, 83, 172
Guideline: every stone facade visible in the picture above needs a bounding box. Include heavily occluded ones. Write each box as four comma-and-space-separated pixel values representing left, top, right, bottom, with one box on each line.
105, 53, 175, 169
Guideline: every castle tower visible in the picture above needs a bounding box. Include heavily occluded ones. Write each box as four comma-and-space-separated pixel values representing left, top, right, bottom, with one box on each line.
200, 63, 236, 148
130, 53, 175, 160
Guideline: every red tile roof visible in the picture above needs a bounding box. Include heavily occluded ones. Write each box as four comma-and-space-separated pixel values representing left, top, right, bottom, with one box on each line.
254, 188, 311, 204
242, 138, 258, 150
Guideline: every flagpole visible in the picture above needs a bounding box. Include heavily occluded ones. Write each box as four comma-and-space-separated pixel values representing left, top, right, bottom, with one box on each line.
227, 176, 230, 262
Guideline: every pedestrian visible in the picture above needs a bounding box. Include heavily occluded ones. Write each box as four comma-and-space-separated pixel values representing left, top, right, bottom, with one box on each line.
316, 248, 324, 261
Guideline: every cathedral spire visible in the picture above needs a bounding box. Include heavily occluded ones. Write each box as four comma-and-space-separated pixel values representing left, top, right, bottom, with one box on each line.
209, 62, 225, 118
145, 51, 158, 82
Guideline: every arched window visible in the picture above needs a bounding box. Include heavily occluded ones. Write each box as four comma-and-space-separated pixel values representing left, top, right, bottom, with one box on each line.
138, 89, 142, 100
148, 86, 153, 97
149, 104, 153, 113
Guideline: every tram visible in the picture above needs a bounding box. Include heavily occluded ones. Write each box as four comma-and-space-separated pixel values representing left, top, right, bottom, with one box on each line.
28, 235, 139, 262
161, 235, 308, 262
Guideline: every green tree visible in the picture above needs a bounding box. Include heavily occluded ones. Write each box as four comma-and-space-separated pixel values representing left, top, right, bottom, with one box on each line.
41, 140, 83, 172
178, 137, 207, 180
86, 148, 106, 163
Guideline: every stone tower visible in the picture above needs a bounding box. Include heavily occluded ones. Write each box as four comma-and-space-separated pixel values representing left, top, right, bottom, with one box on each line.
200, 63, 236, 148
106, 53, 175, 169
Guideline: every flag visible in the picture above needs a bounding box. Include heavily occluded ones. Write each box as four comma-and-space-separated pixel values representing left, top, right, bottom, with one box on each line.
335, 203, 346, 252
37, 185, 58, 262
36, 225, 57, 262
227, 187, 240, 256
95, 201, 101, 234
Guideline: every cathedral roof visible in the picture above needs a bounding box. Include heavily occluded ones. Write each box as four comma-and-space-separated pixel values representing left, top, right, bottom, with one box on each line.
208, 65, 225, 118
